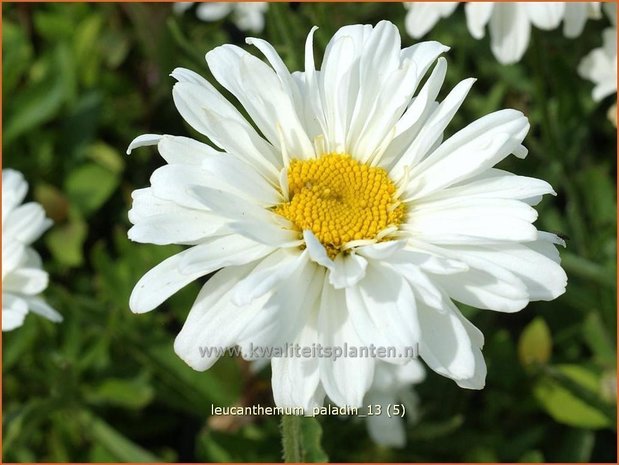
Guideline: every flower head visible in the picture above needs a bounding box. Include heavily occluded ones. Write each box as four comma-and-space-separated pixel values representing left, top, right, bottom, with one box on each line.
128, 21, 566, 410
404, 2, 601, 64
2, 169, 61, 331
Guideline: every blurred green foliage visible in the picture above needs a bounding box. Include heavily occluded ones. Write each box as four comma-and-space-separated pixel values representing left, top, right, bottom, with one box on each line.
2, 2, 617, 462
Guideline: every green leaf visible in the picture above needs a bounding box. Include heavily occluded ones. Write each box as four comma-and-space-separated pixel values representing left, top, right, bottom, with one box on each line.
81, 410, 161, 462
583, 312, 616, 366
65, 163, 119, 215
74, 14, 103, 86
575, 164, 617, 227
45, 214, 88, 266
518, 317, 552, 367
3, 20, 33, 94
84, 377, 154, 410
561, 252, 616, 288
46, 216, 88, 267
86, 142, 125, 174
4, 47, 67, 146
533, 365, 614, 429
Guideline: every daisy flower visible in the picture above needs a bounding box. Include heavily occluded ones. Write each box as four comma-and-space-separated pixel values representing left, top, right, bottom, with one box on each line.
127, 20, 567, 410
364, 360, 425, 448
404, 2, 601, 64
174, 2, 268, 33
578, 3, 617, 125
2, 169, 61, 331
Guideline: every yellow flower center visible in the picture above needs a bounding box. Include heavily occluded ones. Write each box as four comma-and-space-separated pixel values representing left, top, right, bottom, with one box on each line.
274, 154, 405, 258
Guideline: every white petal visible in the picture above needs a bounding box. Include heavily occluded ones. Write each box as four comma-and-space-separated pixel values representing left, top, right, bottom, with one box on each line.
489, 3, 532, 65
418, 302, 478, 382
563, 2, 588, 38
128, 210, 225, 245
3, 267, 48, 295
318, 281, 374, 407
195, 2, 231, 21
329, 252, 368, 289
126, 134, 162, 155
206, 45, 314, 160
400, 40, 451, 80
236, 256, 321, 352
231, 249, 307, 306
4, 203, 52, 245
451, 308, 486, 389
128, 188, 227, 245
394, 77, 476, 170
356, 240, 406, 260
465, 2, 494, 39
129, 235, 272, 313
2, 169, 28, 222
404, 2, 458, 38
345, 262, 420, 359
148, 165, 210, 210
420, 168, 555, 205
25, 296, 62, 323
364, 391, 406, 447
2, 293, 28, 331
233, 3, 267, 33
157, 135, 223, 165
525, 2, 565, 30
190, 186, 299, 247
173, 262, 265, 370
2, 241, 26, 278
346, 22, 404, 159
391, 246, 469, 276
171, 77, 281, 176
430, 244, 531, 312
245, 36, 299, 103
201, 154, 281, 206
389, 258, 451, 310
386, 58, 447, 172
304, 229, 335, 270
405, 198, 539, 244
271, 323, 325, 412
404, 109, 530, 199
197, 106, 282, 180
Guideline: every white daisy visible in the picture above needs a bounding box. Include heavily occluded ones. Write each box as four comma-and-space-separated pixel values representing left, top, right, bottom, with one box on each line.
127, 20, 567, 410
364, 360, 425, 448
174, 2, 268, 33
578, 3, 617, 125
2, 169, 61, 331
404, 2, 601, 64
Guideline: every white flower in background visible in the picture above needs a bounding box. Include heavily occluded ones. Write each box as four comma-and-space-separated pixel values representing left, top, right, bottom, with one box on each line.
2, 169, 61, 331
127, 21, 567, 411
174, 2, 268, 33
404, 2, 458, 39
404, 2, 601, 64
364, 360, 425, 448
579, 3, 617, 125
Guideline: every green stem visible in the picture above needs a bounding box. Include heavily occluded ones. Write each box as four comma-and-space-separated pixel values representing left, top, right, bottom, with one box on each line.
281, 415, 303, 462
